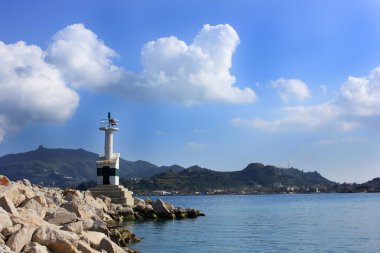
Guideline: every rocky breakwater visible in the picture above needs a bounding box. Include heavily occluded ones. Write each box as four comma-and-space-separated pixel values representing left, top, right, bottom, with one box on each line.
0, 175, 204, 253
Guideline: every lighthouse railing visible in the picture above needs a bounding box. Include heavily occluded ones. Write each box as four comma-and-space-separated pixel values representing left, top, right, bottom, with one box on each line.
99, 118, 119, 128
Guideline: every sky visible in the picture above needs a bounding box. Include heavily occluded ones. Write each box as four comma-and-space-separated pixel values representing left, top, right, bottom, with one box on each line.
0, 0, 379, 183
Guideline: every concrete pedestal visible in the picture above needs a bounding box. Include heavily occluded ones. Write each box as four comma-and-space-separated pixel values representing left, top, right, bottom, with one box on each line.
90, 185, 134, 206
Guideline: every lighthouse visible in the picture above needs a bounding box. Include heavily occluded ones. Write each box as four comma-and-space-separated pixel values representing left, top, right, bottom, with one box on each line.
96, 112, 120, 185
91, 113, 134, 206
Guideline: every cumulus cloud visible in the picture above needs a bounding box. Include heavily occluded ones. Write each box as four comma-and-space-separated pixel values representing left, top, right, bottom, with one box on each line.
339, 67, 380, 116
271, 78, 311, 102
121, 24, 256, 105
233, 66, 380, 132
0, 23, 253, 142
0, 41, 79, 141
46, 24, 123, 89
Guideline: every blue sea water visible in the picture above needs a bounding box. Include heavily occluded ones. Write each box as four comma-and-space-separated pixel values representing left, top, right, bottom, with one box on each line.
124, 194, 380, 253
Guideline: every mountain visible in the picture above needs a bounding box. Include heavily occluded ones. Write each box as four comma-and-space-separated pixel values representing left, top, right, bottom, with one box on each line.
0, 145, 183, 187
122, 163, 333, 194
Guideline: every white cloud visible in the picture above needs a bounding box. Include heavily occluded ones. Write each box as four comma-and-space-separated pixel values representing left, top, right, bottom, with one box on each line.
0, 41, 79, 141
46, 24, 123, 89
185, 141, 207, 150
271, 78, 311, 102
45, 23, 256, 105
120, 24, 256, 106
339, 67, 380, 116
231, 102, 358, 132
0, 23, 255, 143
233, 66, 380, 132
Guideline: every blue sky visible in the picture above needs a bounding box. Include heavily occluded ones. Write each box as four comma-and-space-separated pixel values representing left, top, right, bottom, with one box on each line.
0, 0, 379, 183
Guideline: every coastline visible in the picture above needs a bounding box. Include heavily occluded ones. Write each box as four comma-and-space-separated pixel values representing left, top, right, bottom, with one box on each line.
0, 175, 204, 253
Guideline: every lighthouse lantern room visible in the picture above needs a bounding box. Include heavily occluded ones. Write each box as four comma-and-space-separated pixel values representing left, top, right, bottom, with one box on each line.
96, 112, 120, 185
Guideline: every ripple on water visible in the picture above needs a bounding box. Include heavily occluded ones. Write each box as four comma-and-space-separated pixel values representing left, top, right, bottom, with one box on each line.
125, 194, 380, 253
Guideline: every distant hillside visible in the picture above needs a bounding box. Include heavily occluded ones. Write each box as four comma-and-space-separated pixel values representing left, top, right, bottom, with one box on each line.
123, 163, 333, 194
0, 145, 183, 187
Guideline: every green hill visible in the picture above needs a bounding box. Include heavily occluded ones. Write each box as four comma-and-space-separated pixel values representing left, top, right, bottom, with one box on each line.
0, 145, 183, 187
122, 163, 333, 194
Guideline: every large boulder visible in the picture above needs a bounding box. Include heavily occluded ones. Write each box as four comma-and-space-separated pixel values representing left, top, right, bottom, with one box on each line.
32, 225, 80, 253
0, 184, 35, 207
98, 237, 126, 253
81, 231, 106, 250
84, 220, 109, 236
0, 207, 12, 231
0, 196, 19, 216
62, 199, 101, 220
152, 199, 172, 218
31, 194, 47, 208
6, 225, 36, 253
11, 208, 44, 228
61, 221, 83, 234
22, 241, 52, 253
43, 207, 79, 226
20, 198, 46, 218
77, 241, 100, 253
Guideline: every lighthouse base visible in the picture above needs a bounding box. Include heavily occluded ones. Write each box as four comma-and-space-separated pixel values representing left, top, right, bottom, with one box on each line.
90, 185, 134, 206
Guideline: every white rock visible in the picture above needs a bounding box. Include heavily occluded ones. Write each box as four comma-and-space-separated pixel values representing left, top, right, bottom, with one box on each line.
98, 237, 126, 253
32, 225, 79, 253
6, 225, 36, 253
22, 241, 52, 253
0, 207, 12, 231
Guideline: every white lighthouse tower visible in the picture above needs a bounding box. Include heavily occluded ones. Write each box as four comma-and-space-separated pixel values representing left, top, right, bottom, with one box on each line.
90, 113, 134, 206
96, 112, 120, 185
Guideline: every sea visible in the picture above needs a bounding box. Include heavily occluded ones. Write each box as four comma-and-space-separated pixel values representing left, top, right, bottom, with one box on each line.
124, 193, 380, 253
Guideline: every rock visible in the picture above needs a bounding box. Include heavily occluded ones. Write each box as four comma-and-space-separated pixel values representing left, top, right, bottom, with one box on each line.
0, 244, 14, 253
97, 196, 111, 207
21, 179, 32, 188
62, 200, 100, 220
98, 237, 126, 253
6, 225, 36, 253
0, 184, 35, 207
81, 231, 106, 250
0, 176, 11, 186
132, 203, 145, 213
116, 206, 133, 216
22, 242, 52, 253
82, 219, 95, 230
0, 196, 19, 216
109, 227, 140, 246
12, 209, 44, 228
32, 225, 79, 253
20, 199, 46, 218
32, 195, 47, 208
1, 224, 21, 238
133, 198, 144, 206
61, 221, 83, 234
85, 221, 109, 236
43, 207, 79, 226
152, 199, 172, 218
77, 241, 100, 253
0, 207, 12, 231
174, 207, 187, 219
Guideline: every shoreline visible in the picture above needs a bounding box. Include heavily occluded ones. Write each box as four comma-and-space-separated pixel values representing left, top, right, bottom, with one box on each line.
0, 175, 204, 253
